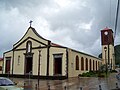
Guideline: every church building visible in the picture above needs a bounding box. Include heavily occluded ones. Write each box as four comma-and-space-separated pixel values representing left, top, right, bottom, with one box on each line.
3, 26, 114, 79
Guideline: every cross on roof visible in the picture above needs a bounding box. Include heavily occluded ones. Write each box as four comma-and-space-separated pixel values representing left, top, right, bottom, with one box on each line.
29, 20, 33, 27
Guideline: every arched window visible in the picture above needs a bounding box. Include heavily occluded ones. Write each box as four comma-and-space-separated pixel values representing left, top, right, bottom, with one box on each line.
89, 59, 91, 71
26, 41, 32, 53
98, 62, 101, 70
86, 58, 88, 71
96, 61, 97, 71
81, 57, 84, 70
76, 55, 79, 70
93, 60, 95, 71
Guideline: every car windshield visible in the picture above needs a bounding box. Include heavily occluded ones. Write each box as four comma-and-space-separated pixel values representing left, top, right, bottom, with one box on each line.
0, 78, 14, 86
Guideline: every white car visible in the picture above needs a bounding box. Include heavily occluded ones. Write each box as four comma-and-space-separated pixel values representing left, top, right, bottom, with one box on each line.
0, 77, 23, 90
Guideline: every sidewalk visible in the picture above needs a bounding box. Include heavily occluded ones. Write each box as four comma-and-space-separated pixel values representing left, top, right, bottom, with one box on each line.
10, 73, 120, 90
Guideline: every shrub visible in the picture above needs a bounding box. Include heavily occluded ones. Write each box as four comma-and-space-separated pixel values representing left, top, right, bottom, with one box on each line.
79, 71, 97, 77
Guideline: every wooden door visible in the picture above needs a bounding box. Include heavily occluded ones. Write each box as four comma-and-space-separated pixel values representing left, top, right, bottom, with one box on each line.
25, 57, 33, 74
5, 60, 11, 73
54, 58, 62, 75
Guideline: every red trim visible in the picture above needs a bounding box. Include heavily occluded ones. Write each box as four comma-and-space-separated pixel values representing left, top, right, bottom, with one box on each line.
103, 27, 111, 30
0, 58, 3, 61
51, 43, 63, 47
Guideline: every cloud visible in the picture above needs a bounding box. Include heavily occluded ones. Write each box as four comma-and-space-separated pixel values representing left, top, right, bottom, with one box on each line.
0, 0, 120, 57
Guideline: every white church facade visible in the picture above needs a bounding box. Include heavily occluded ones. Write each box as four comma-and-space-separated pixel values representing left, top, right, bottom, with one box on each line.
2, 26, 115, 79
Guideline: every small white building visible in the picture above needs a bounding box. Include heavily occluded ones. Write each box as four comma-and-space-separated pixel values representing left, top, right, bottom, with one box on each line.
3, 26, 103, 79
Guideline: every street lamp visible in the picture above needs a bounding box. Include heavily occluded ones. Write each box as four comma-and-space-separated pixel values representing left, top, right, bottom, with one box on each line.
104, 46, 107, 77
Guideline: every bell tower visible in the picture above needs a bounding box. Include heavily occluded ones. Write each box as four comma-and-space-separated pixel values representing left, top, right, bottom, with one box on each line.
101, 27, 115, 70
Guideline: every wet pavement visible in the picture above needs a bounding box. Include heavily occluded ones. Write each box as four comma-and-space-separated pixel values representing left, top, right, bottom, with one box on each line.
9, 73, 120, 90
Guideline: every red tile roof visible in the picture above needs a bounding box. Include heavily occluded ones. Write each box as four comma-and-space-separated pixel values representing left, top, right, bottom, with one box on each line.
0, 58, 3, 61
51, 43, 63, 47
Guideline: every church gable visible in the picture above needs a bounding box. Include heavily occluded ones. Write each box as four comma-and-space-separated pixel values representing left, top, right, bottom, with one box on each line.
15, 37, 47, 50
13, 27, 49, 49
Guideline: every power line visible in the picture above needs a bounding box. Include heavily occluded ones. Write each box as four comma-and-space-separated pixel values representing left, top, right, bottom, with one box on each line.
114, 0, 120, 39
109, 0, 111, 27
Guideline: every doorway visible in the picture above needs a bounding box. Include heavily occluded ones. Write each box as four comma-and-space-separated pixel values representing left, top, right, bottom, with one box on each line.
5, 59, 11, 73
54, 57, 62, 75
25, 57, 33, 74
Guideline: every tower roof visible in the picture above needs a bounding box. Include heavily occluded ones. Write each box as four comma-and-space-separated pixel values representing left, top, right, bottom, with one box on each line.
103, 27, 111, 30
101, 27, 113, 33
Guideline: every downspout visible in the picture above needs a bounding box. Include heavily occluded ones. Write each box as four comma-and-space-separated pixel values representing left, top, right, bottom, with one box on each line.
66, 48, 69, 78
46, 41, 51, 76
108, 44, 110, 66
2, 53, 5, 74
12, 49, 15, 77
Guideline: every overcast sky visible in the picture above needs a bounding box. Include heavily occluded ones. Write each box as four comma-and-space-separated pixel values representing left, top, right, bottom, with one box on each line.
0, 0, 120, 57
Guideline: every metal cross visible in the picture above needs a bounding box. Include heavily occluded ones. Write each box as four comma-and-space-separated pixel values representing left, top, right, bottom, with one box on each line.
29, 20, 33, 27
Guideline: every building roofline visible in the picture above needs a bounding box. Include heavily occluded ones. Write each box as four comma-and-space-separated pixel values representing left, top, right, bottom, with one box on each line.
4, 26, 102, 61
70, 49, 101, 60
13, 27, 50, 47
101, 27, 113, 33
51, 42, 101, 60
3, 50, 13, 55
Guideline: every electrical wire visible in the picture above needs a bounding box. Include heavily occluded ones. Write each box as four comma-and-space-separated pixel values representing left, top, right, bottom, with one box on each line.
114, 0, 120, 39
109, 0, 111, 28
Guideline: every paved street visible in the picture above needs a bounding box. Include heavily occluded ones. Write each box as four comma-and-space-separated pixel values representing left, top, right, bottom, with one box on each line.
9, 73, 120, 90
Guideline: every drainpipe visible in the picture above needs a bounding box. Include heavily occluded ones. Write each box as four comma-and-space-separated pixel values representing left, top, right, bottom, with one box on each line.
66, 48, 69, 78
12, 49, 15, 77
46, 41, 51, 76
